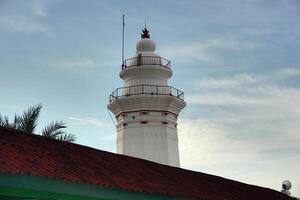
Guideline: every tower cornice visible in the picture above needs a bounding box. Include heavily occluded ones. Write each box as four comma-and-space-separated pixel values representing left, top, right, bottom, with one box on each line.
108, 95, 186, 117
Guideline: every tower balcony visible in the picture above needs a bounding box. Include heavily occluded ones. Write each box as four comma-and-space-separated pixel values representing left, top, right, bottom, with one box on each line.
109, 85, 184, 103
121, 56, 171, 70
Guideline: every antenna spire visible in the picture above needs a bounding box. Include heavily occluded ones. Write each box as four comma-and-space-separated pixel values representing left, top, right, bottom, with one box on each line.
122, 14, 125, 66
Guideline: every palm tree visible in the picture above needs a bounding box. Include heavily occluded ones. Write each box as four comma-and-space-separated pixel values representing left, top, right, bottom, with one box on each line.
0, 104, 75, 142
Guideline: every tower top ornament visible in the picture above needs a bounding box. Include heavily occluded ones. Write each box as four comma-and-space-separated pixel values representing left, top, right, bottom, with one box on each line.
141, 28, 150, 38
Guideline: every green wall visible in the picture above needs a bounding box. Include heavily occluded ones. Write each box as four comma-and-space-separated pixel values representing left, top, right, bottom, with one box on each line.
0, 173, 190, 200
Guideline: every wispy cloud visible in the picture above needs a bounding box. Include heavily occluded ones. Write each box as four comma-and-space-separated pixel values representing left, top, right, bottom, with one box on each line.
188, 68, 300, 107
103, 133, 116, 140
51, 59, 97, 73
180, 67, 300, 171
0, 17, 49, 33
259, 148, 300, 158
240, 27, 273, 36
277, 67, 300, 77
159, 37, 258, 64
178, 117, 300, 192
179, 67, 300, 188
192, 74, 258, 90
0, 0, 51, 34
160, 43, 217, 64
69, 117, 112, 127
186, 93, 262, 106
32, 0, 48, 16
178, 118, 261, 167
68, 117, 116, 144
187, 86, 300, 112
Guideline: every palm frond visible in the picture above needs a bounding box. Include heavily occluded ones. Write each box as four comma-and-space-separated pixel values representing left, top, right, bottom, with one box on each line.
18, 104, 42, 133
42, 121, 66, 138
11, 114, 21, 129
57, 133, 76, 142
0, 115, 10, 127
42, 121, 75, 142
1, 104, 76, 142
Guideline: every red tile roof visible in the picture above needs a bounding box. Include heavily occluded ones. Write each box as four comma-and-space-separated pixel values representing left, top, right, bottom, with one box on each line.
0, 127, 292, 200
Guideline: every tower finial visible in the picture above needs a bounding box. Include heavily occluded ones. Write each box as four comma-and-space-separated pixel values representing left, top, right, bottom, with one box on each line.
141, 27, 150, 38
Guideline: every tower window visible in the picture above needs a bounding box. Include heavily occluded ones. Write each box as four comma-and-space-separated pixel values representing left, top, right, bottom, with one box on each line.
139, 111, 150, 115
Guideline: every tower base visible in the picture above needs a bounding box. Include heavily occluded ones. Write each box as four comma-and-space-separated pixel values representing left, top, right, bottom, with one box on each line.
117, 123, 180, 167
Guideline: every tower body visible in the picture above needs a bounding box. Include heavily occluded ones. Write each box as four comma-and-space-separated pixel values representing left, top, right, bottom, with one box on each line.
108, 29, 186, 167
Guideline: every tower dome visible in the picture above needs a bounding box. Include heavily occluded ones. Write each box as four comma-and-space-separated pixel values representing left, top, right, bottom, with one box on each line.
136, 28, 156, 53
129, 28, 162, 69
136, 38, 156, 52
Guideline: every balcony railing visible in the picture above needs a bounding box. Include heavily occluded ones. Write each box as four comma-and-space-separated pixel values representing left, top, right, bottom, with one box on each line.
121, 56, 171, 70
109, 85, 184, 102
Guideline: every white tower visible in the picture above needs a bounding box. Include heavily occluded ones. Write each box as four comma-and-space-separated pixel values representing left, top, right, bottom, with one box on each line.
108, 28, 186, 167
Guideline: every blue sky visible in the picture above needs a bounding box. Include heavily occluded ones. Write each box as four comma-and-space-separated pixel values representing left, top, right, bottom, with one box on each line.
1, 0, 300, 197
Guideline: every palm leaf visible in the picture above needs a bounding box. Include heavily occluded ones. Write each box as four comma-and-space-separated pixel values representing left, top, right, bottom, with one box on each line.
1, 104, 76, 142
57, 133, 76, 142
18, 104, 42, 133
42, 121, 76, 142
0, 115, 10, 127
42, 121, 66, 138
11, 114, 21, 129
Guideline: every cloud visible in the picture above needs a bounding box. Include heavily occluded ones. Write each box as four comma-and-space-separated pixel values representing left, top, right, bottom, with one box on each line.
178, 118, 261, 167
0, 0, 51, 34
159, 37, 258, 64
103, 133, 117, 140
277, 68, 300, 77
178, 90, 300, 193
187, 68, 300, 114
69, 117, 112, 127
179, 66, 300, 187
178, 115, 300, 193
0, 17, 49, 33
191, 67, 300, 91
32, 0, 48, 16
186, 93, 262, 106
160, 42, 216, 64
68, 117, 116, 145
259, 148, 300, 158
240, 27, 273, 36
51, 59, 97, 73
192, 74, 258, 90
187, 86, 300, 117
